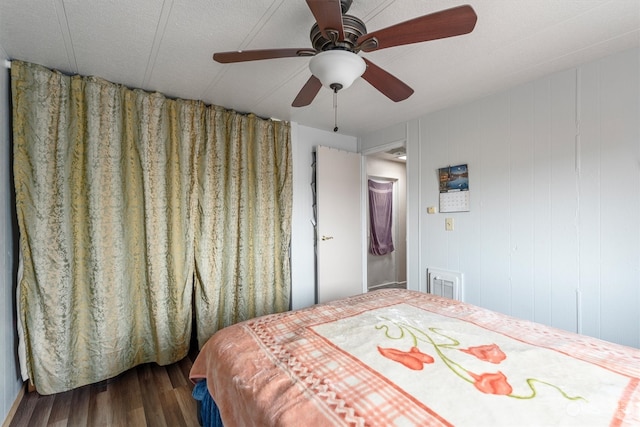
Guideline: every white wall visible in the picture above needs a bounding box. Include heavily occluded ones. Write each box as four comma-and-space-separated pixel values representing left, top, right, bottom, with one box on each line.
0, 54, 22, 422
361, 47, 639, 348
290, 123, 358, 310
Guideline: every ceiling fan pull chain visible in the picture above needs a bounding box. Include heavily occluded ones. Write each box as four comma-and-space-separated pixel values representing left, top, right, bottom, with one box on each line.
333, 87, 339, 132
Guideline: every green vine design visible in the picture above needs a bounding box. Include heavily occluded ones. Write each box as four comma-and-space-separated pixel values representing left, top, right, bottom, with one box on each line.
376, 316, 585, 401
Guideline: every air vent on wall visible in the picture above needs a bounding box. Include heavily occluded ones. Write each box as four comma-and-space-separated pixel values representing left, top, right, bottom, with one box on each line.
427, 268, 463, 301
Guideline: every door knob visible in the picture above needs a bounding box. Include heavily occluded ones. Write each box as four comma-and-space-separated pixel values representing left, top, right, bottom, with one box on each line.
321, 235, 334, 241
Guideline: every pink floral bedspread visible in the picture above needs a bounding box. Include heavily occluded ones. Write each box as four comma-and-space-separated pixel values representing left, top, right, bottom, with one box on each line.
189, 289, 640, 426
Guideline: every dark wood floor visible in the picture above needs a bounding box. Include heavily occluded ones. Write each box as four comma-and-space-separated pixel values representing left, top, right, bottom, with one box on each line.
8, 353, 200, 427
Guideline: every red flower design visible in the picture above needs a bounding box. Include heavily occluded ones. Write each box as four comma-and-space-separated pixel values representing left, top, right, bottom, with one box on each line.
460, 344, 506, 364
378, 346, 434, 370
468, 371, 513, 395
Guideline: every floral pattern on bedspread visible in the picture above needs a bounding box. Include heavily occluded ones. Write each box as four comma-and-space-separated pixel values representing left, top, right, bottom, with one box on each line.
376, 318, 584, 402
310, 302, 638, 426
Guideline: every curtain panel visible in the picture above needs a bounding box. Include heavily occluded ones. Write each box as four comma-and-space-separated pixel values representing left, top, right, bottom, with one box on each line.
194, 109, 292, 345
12, 61, 292, 394
368, 179, 394, 256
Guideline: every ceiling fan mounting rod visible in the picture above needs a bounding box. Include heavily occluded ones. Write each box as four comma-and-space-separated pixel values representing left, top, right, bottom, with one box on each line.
339, 0, 353, 14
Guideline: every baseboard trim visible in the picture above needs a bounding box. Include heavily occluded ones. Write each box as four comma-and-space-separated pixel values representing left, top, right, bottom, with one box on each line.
368, 281, 407, 291
2, 383, 26, 427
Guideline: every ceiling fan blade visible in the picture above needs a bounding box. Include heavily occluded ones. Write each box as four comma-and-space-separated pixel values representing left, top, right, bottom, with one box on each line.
361, 58, 414, 102
213, 48, 315, 63
292, 75, 323, 107
357, 5, 477, 52
306, 0, 345, 41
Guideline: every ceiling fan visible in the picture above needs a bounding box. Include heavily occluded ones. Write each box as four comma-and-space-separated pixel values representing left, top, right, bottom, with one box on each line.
213, 0, 477, 115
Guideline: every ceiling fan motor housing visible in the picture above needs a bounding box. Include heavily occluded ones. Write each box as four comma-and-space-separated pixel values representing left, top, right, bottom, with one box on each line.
310, 14, 367, 52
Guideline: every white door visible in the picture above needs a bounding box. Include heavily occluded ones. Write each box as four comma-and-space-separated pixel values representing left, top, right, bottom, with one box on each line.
316, 146, 363, 303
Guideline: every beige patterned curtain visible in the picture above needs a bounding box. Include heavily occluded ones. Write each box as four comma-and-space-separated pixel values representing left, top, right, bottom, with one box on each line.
194, 109, 292, 345
12, 61, 291, 394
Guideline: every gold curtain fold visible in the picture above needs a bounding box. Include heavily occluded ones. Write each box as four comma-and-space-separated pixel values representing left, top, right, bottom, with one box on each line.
12, 60, 291, 394
194, 109, 292, 346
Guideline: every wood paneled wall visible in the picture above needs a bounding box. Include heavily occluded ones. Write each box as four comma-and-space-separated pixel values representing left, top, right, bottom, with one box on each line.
362, 47, 639, 348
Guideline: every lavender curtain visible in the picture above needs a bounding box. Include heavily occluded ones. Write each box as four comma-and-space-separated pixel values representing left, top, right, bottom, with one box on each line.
368, 179, 394, 255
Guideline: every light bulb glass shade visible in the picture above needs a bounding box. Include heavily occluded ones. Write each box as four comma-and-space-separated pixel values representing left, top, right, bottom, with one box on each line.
309, 50, 366, 90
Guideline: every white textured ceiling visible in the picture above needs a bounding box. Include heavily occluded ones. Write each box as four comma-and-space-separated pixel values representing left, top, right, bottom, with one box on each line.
1, 0, 638, 137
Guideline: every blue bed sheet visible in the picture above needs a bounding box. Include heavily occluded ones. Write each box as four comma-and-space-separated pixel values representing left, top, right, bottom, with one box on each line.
192, 380, 224, 427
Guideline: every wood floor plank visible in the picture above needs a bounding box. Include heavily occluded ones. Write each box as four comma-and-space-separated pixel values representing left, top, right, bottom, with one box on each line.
159, 389, 188, 427
88, 381, 114, 427
66, 384, 91, 427
139, 364, 169, 427
178, 355, 194, 384
150, 362, 174, 393
106, 379, 128, 427
8, 356, 200, 427
174, 384, 200, 426
108, 365, 144, 426
127, 406, 147, 426
47, 391, 72, 425
27, 394, 54, 426
9, 390, 37, 427
166, 361, 188, 389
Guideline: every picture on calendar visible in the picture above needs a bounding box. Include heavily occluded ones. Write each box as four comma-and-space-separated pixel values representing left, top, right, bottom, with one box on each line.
439, 164, 469, 193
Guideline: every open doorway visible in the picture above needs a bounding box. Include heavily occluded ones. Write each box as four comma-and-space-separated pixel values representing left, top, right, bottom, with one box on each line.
365, 144, 407, 291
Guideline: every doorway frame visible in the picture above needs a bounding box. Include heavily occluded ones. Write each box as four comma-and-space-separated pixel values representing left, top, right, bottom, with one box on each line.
366, 175, 401, 290
360, 139, 407, 292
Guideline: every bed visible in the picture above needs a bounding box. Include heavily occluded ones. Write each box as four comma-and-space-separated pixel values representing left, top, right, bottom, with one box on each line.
189, 289, 640, 426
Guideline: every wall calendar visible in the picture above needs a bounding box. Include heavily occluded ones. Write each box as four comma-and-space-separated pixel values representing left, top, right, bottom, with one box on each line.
438, 164, 470, 213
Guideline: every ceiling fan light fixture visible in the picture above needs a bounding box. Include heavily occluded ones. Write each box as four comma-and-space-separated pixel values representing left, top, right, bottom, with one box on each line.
309, 50, 366, 91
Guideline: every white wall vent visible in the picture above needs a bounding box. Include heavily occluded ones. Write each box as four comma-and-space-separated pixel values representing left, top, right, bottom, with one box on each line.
427, 268, 464, 301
